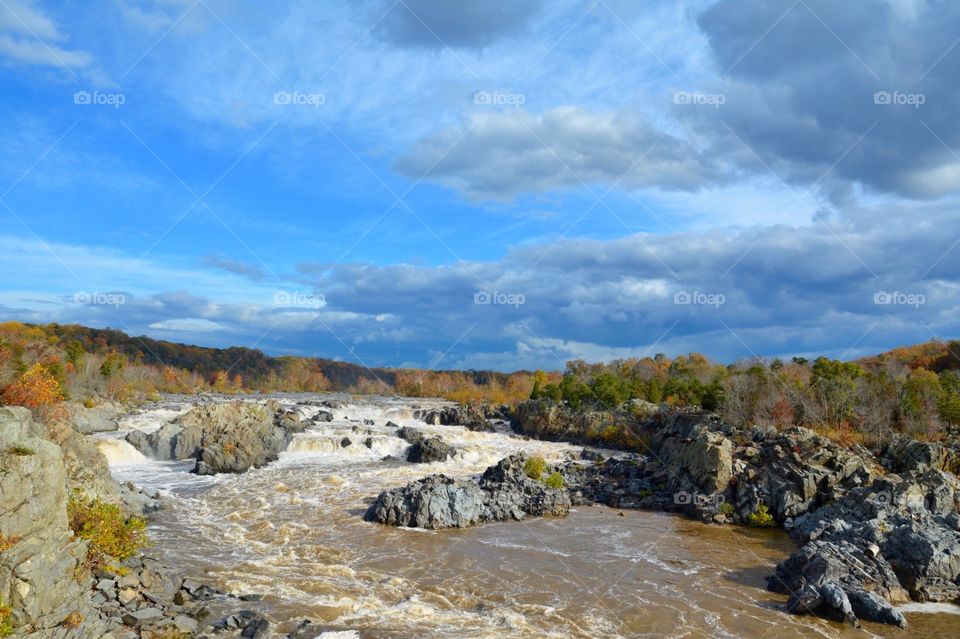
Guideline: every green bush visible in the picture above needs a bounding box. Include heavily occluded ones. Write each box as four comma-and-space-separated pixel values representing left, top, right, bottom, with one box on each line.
67, 495, 147, 565
718, 501, 735, 516
747, 502, 776, 527
523, 455, 548, 480
544, 472, 565, 489
6, 445, 33, 456
0, 598, 12, 637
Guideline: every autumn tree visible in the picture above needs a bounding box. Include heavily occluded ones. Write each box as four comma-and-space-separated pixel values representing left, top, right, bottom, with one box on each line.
1, 363, 64, 408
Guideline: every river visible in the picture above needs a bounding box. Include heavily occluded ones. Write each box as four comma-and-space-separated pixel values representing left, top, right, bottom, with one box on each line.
95, 396, 960, 638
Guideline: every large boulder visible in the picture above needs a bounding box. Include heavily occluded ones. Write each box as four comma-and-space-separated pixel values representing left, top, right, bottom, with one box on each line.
882, 437, 959, 475
365, 454, 570, 529
65, 400, 123, 434
364, 475, 486, 528
769, 539, 907, 627
126, 401, 306, 474
654, 414, 733, 494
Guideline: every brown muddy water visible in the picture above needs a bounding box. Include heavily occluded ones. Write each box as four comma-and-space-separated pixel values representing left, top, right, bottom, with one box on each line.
96, 397, 960, 638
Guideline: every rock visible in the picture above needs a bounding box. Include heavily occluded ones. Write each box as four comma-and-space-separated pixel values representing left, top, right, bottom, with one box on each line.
313, 410, 335, 423
126, 401, 306, 474
66, 400, 123, 434
0, 407, 112, 637
365, 454, 570, 529
365, 475, 486, 528
407, 437, 455, 463
122, 607, 163, 626
882, 437, 958, 474
654, 414, 733, 494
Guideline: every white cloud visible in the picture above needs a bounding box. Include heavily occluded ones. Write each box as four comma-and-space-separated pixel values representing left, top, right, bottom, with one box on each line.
149, 318, 226, 332
0, 1, 92, 69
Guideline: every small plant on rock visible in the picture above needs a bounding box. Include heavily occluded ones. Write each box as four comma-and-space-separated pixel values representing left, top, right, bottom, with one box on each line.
0, 534, 21, 553
747, 502, 776, 527
523, 455, 547, 480
61, 612, 83, 629
544, 472, 565, 489
0, 599, 12, 637
6, 445, 33, 456
67, 494, 148, 566
718, 501, 735, 516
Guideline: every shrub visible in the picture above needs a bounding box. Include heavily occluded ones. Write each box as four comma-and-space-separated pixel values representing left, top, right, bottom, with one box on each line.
747, 502, 776, 527
6, 445, 33, 456
544, 472, 565, 489
67, 495, 147, 565
61, 612, 83, 629
0, 599, 12, 637
0, 534, 21, 553
523, 455, 547, 480
719, 501, 735, 516
1, 363, 63, 408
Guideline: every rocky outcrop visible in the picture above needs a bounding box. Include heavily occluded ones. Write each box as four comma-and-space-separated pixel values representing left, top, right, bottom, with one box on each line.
65, 401, 123, 434
511, 400, 629, 444
126, 401, 306, 475
881, 437, 960, 475
397, 427, 455, 463
418, 404, 510, 432
0, 407, 111, 637
365, 454, 570, 529
770, 468, 960, 626
504, 401, 957, 627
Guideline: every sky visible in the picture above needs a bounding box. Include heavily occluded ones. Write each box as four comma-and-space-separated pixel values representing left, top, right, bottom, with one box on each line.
1, 0, 959, 372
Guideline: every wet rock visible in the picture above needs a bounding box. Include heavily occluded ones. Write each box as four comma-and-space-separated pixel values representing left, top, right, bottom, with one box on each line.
313, 410, 335, 423
407, 436, 455, 463
365, 475, 486, 528
366, 454, 570, 529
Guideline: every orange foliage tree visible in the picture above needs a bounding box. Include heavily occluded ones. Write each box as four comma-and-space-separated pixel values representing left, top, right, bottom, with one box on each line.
2, 363, 64, 408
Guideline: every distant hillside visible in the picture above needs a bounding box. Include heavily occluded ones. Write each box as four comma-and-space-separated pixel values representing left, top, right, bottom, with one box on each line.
41, 323, 395, 389
857, 339, 960, 373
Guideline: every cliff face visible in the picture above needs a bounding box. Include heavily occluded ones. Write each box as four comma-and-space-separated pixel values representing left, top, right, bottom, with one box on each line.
0, 407, 110, 638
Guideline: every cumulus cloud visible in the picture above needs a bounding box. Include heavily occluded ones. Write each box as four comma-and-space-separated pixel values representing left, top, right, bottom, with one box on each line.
376, 0, 542, 49
395, 107, 725, 200
692, 0, 960, 200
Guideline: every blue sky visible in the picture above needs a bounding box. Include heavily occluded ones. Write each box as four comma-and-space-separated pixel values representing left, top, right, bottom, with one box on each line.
1, 0, 959, 371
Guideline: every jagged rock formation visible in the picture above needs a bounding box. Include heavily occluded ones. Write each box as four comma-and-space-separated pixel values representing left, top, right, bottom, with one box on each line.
508, 400, 960, 627
397, 427, 455, 463
126, 400, 306, 474
365, 454, 570, 529
417, 404, 509, 432
0, 407, 111, 637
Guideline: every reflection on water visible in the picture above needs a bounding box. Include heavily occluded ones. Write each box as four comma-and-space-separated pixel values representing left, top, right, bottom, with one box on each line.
100, 397, 958, 638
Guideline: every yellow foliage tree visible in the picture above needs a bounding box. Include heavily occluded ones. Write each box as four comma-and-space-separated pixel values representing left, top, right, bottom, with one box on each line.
1, 363, 63, 408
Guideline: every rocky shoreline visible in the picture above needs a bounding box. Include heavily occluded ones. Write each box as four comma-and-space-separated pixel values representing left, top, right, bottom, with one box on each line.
4, 393, 959, 635
365, 399, 960, 629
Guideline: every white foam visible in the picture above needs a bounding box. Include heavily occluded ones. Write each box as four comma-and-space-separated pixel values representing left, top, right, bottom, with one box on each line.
96, 437, 148, 465
898, 602, 960, 615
